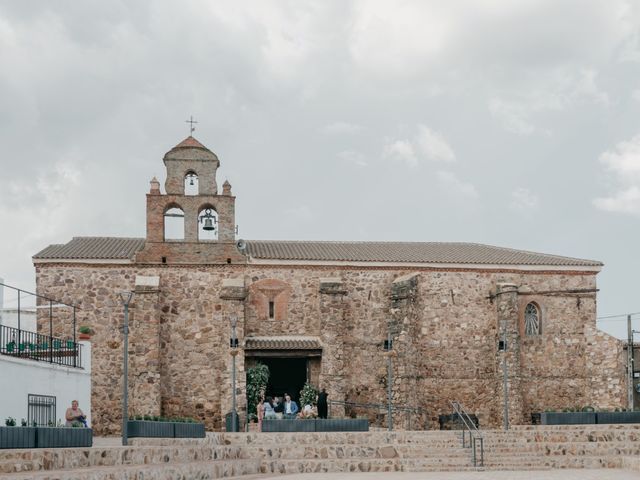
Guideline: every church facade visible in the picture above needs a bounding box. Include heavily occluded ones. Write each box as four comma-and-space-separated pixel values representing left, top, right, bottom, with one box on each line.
34, 136, 626, 435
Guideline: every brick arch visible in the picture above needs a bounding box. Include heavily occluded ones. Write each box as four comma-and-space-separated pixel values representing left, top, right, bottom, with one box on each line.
184, 170, 199, 196
163, 203, 185, 240
197, 202, 219, 214
163, 201, 184, 214
248, 278, 292, 323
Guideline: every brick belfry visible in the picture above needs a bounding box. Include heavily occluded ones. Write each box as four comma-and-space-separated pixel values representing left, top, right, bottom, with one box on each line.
135, 135, 245, 264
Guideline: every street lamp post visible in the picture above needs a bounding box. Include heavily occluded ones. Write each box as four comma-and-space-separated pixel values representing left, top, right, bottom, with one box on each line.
230, 315, 239, 432
500, 320, 509, 431
383, 330, 394, 431
118, 291, 135, 446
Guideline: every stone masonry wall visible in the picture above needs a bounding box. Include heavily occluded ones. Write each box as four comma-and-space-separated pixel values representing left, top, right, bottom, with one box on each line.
35, 262, 623, 435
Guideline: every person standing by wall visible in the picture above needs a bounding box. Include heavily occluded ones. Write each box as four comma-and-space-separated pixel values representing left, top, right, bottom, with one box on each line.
317, 388, 328, 419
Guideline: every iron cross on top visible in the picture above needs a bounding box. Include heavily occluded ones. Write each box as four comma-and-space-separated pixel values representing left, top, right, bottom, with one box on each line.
186, 116, 198, 135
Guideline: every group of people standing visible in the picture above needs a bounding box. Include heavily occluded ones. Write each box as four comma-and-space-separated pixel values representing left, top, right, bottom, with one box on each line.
257, 388, 329, 430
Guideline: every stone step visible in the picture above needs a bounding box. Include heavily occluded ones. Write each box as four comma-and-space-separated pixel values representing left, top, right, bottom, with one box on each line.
259, 458, 479, 474
0, 444, 246, 474
0, 458, 261, 480
485, 442, 640, 456
510, 424, 640, 431
481, 432, 640, 443
220, 432, 462, 445
481, 455, 623, 469
240, 444, 471, 459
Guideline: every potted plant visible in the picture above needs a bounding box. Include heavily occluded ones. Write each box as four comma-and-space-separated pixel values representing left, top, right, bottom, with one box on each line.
78, 326, 93, 340
0, 417, 37, 449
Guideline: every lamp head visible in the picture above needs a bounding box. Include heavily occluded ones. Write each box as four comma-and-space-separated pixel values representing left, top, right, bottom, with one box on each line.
118, 291, 135, 305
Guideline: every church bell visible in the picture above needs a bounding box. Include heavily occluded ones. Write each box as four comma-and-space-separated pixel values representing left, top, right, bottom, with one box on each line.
203, 217, 215, 231
199, 208, 217, 232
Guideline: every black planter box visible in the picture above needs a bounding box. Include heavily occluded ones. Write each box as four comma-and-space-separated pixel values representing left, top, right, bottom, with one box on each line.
541, 412, 596, 425
0, 427, 36, 449
315, 418, 369, 432
174, 422, 206, 438
127, 421, 174, 438
597, 411, 640, 424
36, 427, 92, 448
262, 419, 316, 432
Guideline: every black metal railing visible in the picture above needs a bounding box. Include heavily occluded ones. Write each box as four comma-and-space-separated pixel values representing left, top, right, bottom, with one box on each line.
0, 324, 82, 368
328, 400, 426, 430
28, 394, 57, 426
450, 401, 484, 467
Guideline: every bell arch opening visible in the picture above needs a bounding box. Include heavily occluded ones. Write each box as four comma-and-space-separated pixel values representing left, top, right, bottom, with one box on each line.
198, 205, 218, 241
164, 205, 185, 240
184, 171, 199, 196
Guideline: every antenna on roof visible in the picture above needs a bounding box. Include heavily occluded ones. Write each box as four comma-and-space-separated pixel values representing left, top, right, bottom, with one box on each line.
185, 116, 198, 136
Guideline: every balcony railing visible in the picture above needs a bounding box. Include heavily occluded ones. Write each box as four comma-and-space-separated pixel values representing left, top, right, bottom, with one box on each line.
0, 324, 82, 368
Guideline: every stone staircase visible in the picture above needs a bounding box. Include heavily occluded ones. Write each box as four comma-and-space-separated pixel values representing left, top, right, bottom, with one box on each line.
0, 425, 639, 479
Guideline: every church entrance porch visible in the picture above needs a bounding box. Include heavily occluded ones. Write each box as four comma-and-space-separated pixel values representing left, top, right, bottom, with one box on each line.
244, 335, 323, 406
259, 357, 307, 404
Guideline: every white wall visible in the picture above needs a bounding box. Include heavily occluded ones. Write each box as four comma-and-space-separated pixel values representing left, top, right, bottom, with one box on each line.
0, 309, 37, 332
0, 341, 91, 426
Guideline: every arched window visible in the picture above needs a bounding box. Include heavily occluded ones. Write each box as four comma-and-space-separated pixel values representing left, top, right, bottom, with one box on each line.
524, 303, 541, 335
164, 207, 184, 240
198, 206, 218, 241
184, 171, 198, 196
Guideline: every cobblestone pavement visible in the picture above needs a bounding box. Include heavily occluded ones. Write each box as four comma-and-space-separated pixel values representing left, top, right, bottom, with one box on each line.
237, 470, 640, 480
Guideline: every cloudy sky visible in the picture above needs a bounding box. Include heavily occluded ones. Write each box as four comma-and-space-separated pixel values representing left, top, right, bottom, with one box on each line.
1, 0, 640, 338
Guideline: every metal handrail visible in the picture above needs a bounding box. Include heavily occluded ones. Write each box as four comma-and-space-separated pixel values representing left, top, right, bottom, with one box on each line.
450, 401, 484, 467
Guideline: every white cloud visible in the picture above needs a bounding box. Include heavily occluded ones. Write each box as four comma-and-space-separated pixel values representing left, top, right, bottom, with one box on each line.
489, 69, 610, 135
322, 122, 364, 135
594, 187, 640, 214
510, 187, 539, 211
436, 171, 478, 199
488, 98, 535, 136
415, 125, 456, 163
383, 139, 418, 167
337, 150, 367, 167
633, 89, 640, 102
593, 134, 640, 215
383, 124, 455, 167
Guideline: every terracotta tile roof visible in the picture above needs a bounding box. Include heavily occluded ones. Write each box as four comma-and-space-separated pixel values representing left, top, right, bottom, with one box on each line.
33, 237, 145, 260
244, 240, 602, 267
244, 336, 322, 350
171, 136, 210, 151
33, 237, 602, 267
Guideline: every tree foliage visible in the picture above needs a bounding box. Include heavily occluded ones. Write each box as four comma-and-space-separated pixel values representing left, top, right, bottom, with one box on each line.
246, 363, 270, 416
299, 381, 318, 407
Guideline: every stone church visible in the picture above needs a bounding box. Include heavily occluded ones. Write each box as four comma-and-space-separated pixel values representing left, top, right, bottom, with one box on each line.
34, 136, 626, 435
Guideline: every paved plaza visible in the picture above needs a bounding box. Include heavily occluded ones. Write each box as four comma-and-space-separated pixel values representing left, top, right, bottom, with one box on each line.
244, 471, 640, 480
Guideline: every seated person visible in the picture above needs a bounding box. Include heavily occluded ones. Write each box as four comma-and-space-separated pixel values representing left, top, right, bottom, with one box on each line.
65, 400, 87, 427
283, 393, 299, 417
